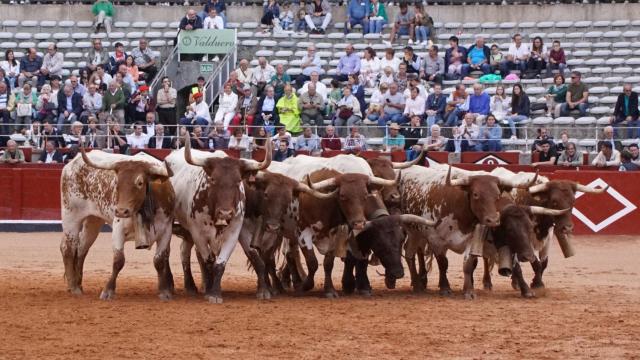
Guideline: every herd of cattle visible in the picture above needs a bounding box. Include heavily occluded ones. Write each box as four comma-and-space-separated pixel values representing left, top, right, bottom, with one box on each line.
59, 136, 608, 303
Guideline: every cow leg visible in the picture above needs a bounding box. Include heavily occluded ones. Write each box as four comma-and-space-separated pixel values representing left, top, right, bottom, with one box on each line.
298, 247, 318, 293
60, 218, 83, 295
513, 262, 534, 298
483, 257, 493, 290
462, 255, 479, 300
180, 238, 199, 296
323, 252, 338, 298
341, 251, 356, 295
69, 216, 102, 295
435, 254, 452, 296
265, 252, 285, 296
405, 255, 422, 293
530, 257, 548, 289
239, 222, 271, 300
354, 257, 372, 297
153, 246, 173, 301
206, 262, 226, 304
417, 247, 428, 291
100, 220, 126, 300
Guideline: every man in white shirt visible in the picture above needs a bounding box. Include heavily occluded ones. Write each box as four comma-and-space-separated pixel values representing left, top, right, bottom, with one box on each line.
500, 33, 529, 77
592, 142, 621, 167
37, 140, 63, 164
40, 44, 64, 80
402, 86, 425, 124
148, 124, 171, 149
297, 45, 324, 86
235, 59, 253, 88
180, 92, 211, 127
459, 113, 480, 149
203, 8, 225, 29
298, 71, 328, 101
143, 111, 156, 138
81, 84, 102, 122
94, 64, 113, 88
127, 123, 149, 149
251, 57, 276, 97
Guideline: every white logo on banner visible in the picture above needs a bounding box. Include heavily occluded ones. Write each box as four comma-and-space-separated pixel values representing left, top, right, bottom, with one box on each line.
474, 155, 508, 165
572, 178, 637, 233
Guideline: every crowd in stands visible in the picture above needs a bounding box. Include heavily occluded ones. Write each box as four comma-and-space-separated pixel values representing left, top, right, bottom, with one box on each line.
1, 0, 640, 171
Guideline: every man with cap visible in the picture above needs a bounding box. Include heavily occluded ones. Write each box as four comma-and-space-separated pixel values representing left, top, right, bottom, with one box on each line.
382, 122, 405, 152
231, 84, 257, 129
129, 84, 156, 123
180, 92, 211, 128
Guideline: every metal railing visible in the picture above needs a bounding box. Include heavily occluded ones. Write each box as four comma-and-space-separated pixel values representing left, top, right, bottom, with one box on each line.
149, 40, 180, 93
203, 44, 238, 108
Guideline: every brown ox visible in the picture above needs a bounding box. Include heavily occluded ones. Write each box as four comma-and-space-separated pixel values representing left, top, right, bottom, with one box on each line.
60, 149, 175, 300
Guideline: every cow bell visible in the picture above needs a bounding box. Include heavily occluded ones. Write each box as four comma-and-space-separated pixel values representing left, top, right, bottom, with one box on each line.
497, 246, 513, 277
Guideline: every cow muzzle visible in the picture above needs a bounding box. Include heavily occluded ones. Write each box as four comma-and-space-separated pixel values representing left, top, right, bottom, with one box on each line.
215, 209, 234, 226
351, 220, 367, 236
265, 222, 280, 233
483, 213, 500, 227
115, 207, 132, 218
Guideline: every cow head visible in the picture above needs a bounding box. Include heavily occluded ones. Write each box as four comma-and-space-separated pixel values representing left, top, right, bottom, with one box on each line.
357, 214, 435, 289
366, 150, 424, 211
309, 173, 396, 235
80, 147, 172, 219
446, 166, 538, 227
528, 180, 607, 247
184, 132, 271, 227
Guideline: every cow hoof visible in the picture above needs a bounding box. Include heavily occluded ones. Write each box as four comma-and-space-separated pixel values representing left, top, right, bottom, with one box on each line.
522, 291, 535, 299
530, 281, 545, 289
357, 289, 372, 297
302, 278, 315, 292
268, 287, 280, 297
69, 287, 83, 296
324, 290, 339, 299
158, 291, 173, 301
205, 295, 224, 304
511, 281, 520, 290
439, 288, 453, 297
99, 289, 115, 301
464, 292, 476, 300
256, 288, 272, 300
483, 283, 493, 291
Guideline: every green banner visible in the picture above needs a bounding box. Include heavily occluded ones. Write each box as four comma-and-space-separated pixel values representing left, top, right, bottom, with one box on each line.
178, 29, 236, 55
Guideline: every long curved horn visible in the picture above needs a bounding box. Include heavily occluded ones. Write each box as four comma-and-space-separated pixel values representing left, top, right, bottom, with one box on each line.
183, 131, 206, 167
295, 182, 338, 199
445, 165, 469, 187
529, 206, 570, 216
80, 146, 117, 170
528, 182, 549, 194
499, 171, 539, 189
392, 148, 425, 169
242, 137, 272, 171
308, 177, 338, 191
576, 183, 609, 194
147, 163, 170, 177
398, 214, 436, 227
368, 175, 397, 187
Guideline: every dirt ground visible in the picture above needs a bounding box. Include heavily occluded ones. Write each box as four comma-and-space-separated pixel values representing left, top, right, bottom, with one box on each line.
0, 233, 639, 359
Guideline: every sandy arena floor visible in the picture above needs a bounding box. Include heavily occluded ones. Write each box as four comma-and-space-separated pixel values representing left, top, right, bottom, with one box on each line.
0, 232, 639, 359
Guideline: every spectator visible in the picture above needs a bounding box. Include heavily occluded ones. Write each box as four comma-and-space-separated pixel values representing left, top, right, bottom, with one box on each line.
129, 85, 155, 123
0, 69, 11, 96
202, 0, 226, 25
232, 84, 257, 129
271, 64, 291, 100
555, 130, 569, 153
180, 92, 211, 128
425, 83, 446, 133
261, 0, 280, 30
444, 36, 466, 80
334, 86, 361, 136
204, 8, 225, 31
208, 120, 230, 150
277, 84, 302, 134
35, 84, 56, 122
180, 9, 204, 31
557, 142, 581, 167
92, 0, 114, 34
86, 39, 109, 76
131, 38, 157, 82
224, 72, 244, 97
299, 72, 328, 103
57, 85, 83, 132
489, 44, 503, 74
506, 84, 530, 140
490, 85, 510, 123
412, 3, 433, 46
384, 3, 414, 46
10, 83, 38, 132
343, 125, 367, 152
25, 120, 42, 148
64, 121, 85, 147
462, 36, 491, 77
379, 48, 400, 74
0, 140, 25, 164
18, 48, 43, 88
252, 127, 269, 150
190, 125, 208, 149
383, 122, 405, 152
367, 0, 387, 35
531, 139, 557, 166
422, 124, 447, 151
545, 74, 567, 118
599, 125, 623, 152
252, 57, 276, 98
526, 36, 547, 77
296, 126, 320, 152
379, 82, 405, 126
236, 59, 253, 88
81, 83, 103, 122
1, 49, 19, 90
66, 74, 87, 97
271, 125, 294, 149
320, 125, 341, 151
40, 44, 64, 84
294, 0, 307, 32
459, 113, 480, 151
421, 45, 444, 84
278, 2, 295, 31
347, 74, 366, 115
108, 42, 127, 76
444, 84, 469, 127
628, 143, 640, 166
228, 128, 251, 151
214, 84, 238, 130
401, 46, 421, 75
156, 77, 177, 134
445, 126, 470, 153
532, 127, 554, 152
611, 84, 639, 139
297, 46, 324, 86
364, 82, 386, 125
147, 124, 171, 149
547, 40, 566, 78
274, 139, 295, 161
345, 0, 370, 34
116, 64, 136, 94
305, 0, 332, 34
402, 77, 427, 100
500, 33, 529, 77
560, 71, 589, 117
619, 150, 640, 171
89, 65, 112, 91
592, 142, 621, 168
255, 86, 279, 135
402, 86, 425, 124
101, 81, 126, 126
86, 117, 105, 148
41, 120, 65, 148
468, 83, 490, 123
336, 44, 361, 82
360, 47, 381, 88
0, 82, 10, 143
142, 112, 157, 138
298, 83, 324, 127
476, 114, 502, 152
402, 115, 423, 160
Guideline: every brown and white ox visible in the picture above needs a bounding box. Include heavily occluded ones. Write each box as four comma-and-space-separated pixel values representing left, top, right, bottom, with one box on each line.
166, 134, 270, 303
60, 149, 175, 300
399, 165, 537, 299
483, 168, 607, 291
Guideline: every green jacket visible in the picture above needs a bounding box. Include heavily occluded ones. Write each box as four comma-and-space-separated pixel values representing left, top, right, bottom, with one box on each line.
92, 1, 115, 17
102, 88, 125, 111
548, 84, 568, 103
369, 2, 388, 22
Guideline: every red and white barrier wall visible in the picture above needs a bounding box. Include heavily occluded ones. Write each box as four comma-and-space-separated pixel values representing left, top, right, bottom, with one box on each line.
1, 151, 637, 235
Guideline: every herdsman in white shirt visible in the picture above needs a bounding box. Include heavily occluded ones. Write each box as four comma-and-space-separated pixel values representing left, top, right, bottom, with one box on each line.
203, 8, 225, 29
127, 123, 149, 149
499, 33, 529, 76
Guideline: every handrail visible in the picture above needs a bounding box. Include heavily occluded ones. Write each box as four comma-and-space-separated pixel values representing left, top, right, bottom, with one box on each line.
203, 42, 238, 107
149, 36, 180, 92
